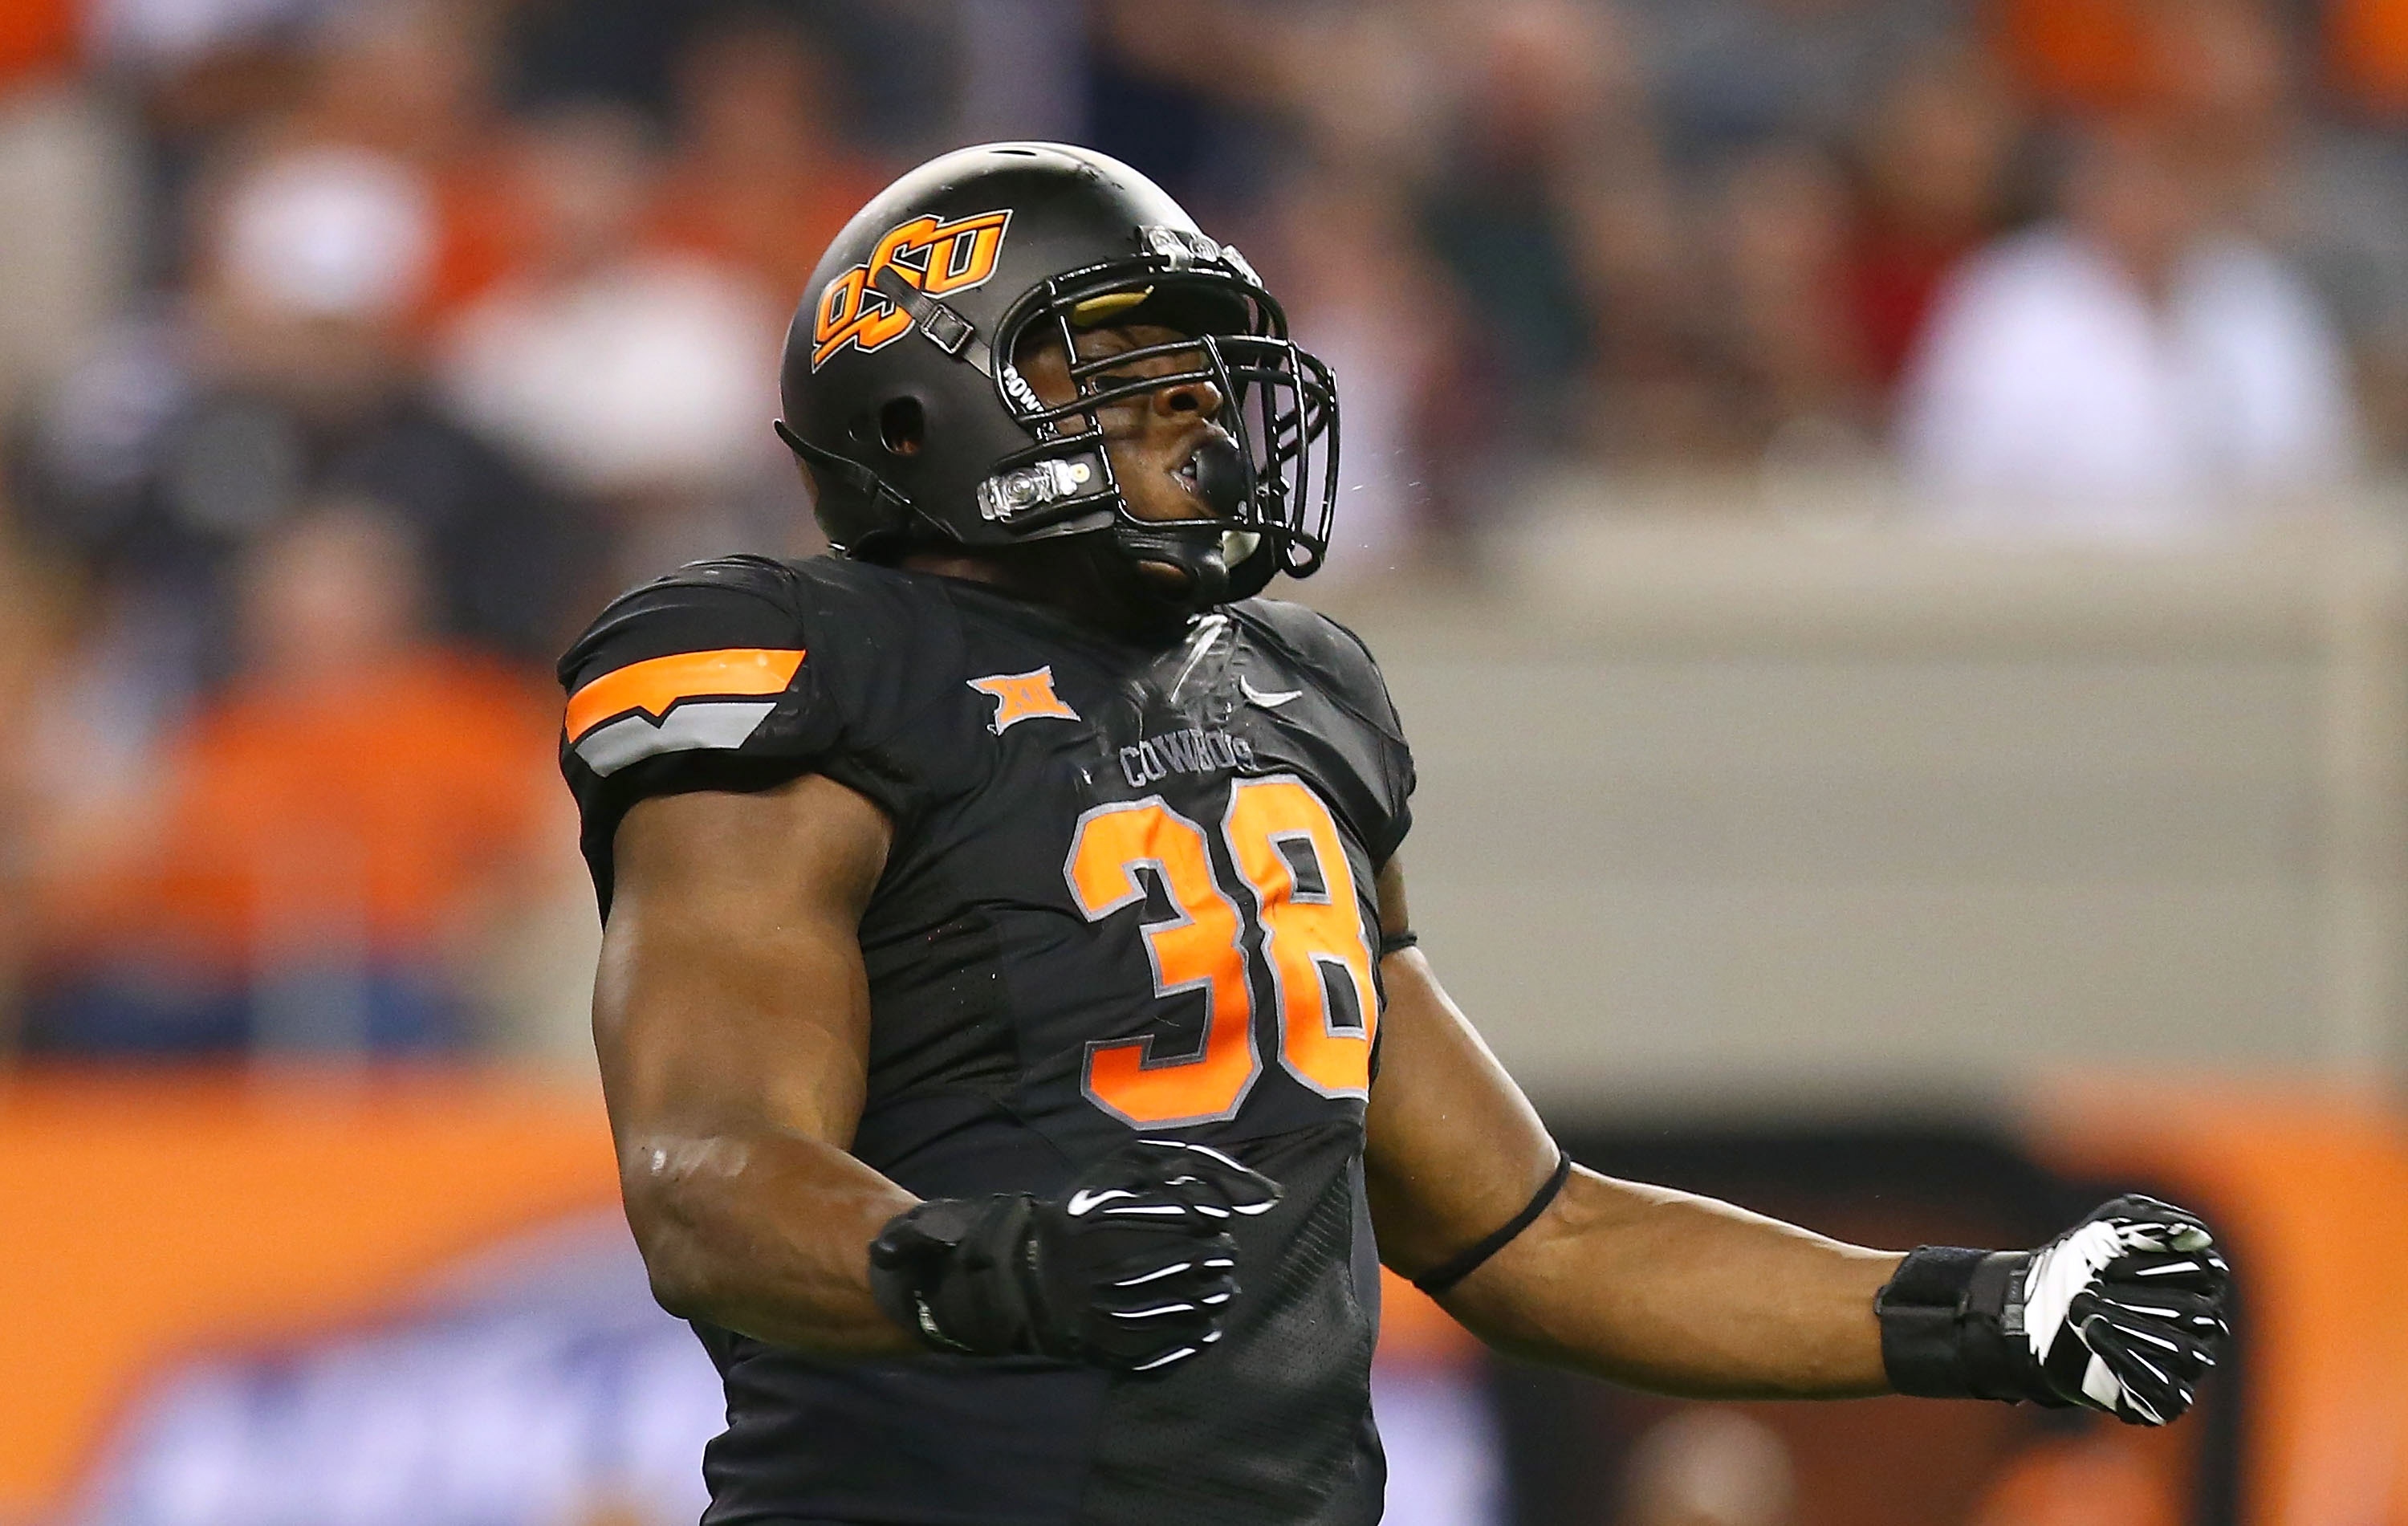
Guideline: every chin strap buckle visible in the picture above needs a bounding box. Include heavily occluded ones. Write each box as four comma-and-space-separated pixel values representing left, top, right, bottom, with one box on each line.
872, 265, 992, 375
977, 454, 1104, 525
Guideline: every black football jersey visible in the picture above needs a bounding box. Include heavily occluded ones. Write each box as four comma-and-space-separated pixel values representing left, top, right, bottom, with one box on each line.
558, 554, 1415, 1526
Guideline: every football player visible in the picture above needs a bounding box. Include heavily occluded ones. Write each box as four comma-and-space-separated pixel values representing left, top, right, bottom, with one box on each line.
559, 144, 2231, 1524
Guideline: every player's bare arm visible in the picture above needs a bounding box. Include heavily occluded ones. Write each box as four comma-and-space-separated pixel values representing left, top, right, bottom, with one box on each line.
1365, 857, 2230, 1422
600, 771, 1274, 1372
1364, 857, 1896, 1398
595, 773, 917, 1355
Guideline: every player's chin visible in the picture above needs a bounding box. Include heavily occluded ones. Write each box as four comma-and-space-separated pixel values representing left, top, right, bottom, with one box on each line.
1133, 559, 1196, 597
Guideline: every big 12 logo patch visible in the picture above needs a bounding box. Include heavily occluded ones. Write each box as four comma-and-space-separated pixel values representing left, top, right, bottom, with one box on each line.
811, 209, 1012, 369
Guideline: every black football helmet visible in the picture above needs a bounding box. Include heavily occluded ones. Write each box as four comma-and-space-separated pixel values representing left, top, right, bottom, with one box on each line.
775, 142, 1337, 607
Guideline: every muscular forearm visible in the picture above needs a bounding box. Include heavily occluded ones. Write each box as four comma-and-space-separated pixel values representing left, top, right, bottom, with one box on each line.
1439, 1168, 1902, 1399
1369, 869, 2227, 1421
621, 1122, 919, 1355
595, 779, 919, 1356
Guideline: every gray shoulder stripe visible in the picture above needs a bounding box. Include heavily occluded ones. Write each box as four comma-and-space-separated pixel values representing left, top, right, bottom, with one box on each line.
575, 700, 779, 777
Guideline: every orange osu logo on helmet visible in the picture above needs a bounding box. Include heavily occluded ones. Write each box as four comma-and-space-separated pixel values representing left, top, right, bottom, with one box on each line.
811, 208, 1013, 370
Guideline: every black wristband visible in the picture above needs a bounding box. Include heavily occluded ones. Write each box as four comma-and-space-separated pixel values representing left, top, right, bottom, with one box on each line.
1876, 1244, 2056, 1404
1412, 1150, 1572, 1296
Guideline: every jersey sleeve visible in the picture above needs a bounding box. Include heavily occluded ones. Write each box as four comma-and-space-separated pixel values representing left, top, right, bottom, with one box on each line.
556, 555, 921, 914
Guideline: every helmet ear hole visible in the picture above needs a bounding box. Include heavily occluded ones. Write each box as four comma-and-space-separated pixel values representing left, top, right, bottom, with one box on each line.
878, 397, 925, 457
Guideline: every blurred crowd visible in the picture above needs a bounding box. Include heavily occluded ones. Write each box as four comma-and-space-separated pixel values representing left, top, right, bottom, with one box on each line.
0, 0, 2398, 1062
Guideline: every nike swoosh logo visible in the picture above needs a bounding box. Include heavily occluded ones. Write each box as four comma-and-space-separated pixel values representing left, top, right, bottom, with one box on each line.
1066, 1187, 1140, 1217
1240, 678, 1303, 709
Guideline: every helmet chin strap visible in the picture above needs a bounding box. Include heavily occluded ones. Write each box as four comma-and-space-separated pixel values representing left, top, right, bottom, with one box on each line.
1108, 523, 1230, 608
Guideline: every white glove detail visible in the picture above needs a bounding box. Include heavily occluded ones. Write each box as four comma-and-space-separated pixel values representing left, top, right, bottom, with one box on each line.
2018, 1199, 2227, 1426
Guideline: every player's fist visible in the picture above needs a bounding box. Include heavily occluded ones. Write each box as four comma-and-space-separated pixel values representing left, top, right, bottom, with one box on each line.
2020, 1195, 2231, 1425
868, 1138, 1281, 1376
1877, 1194, 2231, 1426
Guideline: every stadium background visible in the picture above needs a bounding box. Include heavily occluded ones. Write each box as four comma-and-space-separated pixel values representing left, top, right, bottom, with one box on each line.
0, 0, 2404, 1521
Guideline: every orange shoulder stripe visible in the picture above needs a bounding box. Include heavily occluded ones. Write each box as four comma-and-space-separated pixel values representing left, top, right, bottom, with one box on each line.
565, 648, 805, 742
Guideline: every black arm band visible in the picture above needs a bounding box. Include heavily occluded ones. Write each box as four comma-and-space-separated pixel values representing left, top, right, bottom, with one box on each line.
1876, 1244, 2055, 1403
1377, 928, 1419, 958
1412, 1150, 1572, 1296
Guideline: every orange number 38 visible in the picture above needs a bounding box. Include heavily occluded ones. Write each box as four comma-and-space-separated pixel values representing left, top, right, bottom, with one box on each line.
1064, 775, 1380, 1128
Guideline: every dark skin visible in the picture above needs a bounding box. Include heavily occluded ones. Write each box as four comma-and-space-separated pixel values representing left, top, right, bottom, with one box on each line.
894, 321, 1239, 626
596, 319, 1902, 1386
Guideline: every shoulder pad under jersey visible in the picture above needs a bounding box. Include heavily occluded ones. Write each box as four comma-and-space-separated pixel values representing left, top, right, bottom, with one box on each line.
1228, 596, 1416, 865
556, 554, 951, 912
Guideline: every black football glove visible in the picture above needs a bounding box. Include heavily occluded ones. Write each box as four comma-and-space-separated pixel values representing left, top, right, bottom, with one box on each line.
1878, 1194, 2231, 1426
867, 1137, 1281, 1376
